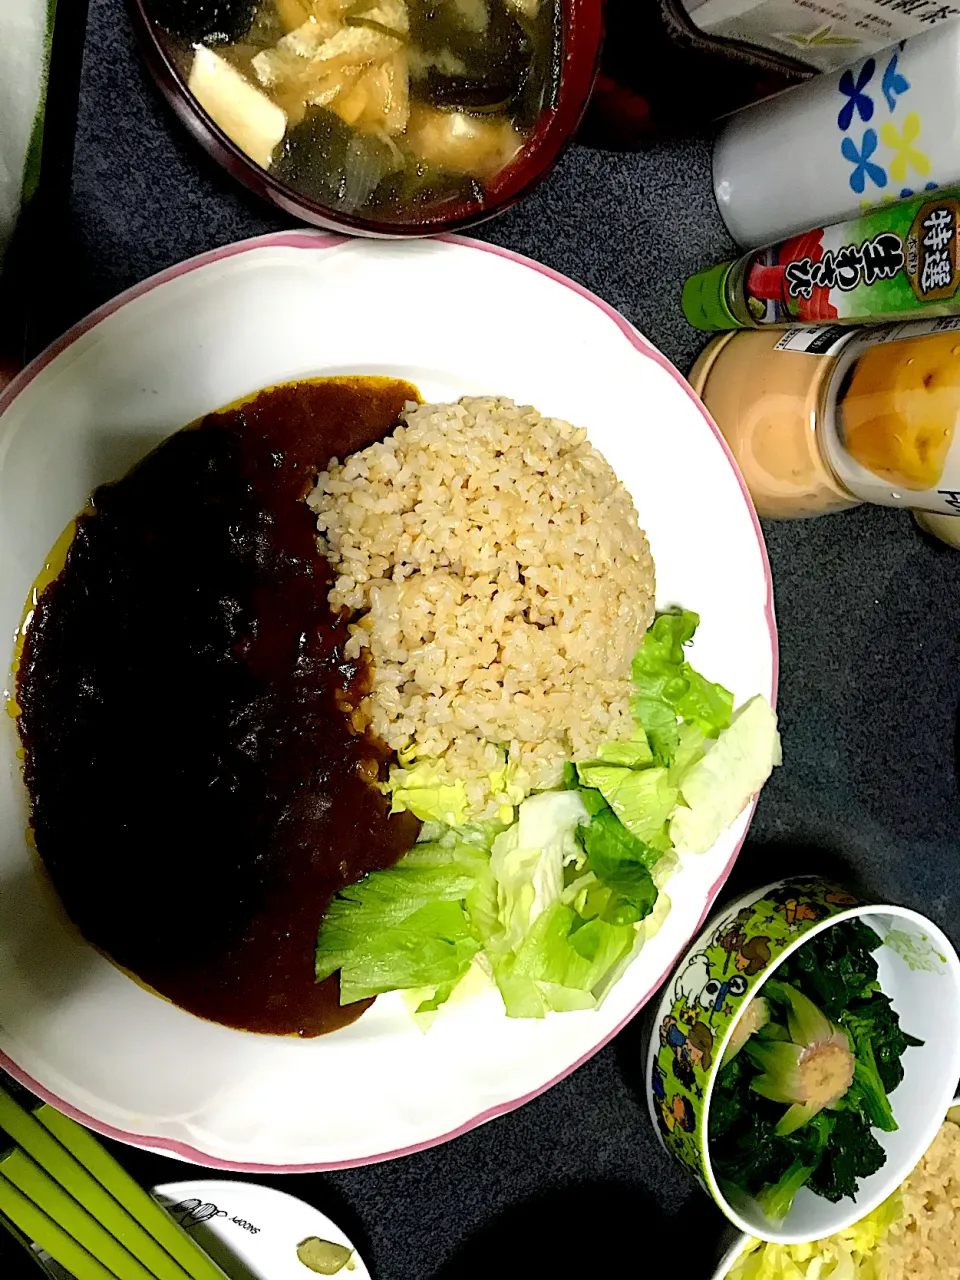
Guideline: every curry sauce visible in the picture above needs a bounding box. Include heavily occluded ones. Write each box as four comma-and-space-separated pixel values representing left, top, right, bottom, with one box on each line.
15, 377, 421, 1037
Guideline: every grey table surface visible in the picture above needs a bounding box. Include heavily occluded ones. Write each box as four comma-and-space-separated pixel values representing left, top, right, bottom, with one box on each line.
19, 0, 960, 1275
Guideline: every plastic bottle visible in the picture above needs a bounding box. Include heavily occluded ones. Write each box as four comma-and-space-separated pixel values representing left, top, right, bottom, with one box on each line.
688, 317, 960, 540
713, 27, 960, 249
679, 0, 960, 77
684, 186, 960, 332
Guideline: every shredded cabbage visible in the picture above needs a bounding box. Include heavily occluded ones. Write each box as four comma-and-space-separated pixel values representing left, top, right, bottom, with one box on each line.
726, 1194, 901, 1280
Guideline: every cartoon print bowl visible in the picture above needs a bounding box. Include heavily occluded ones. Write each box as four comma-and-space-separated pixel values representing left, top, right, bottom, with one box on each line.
644, 876, 960, 1244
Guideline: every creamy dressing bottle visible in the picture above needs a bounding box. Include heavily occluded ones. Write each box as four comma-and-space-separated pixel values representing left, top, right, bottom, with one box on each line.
690, 318, 960, 543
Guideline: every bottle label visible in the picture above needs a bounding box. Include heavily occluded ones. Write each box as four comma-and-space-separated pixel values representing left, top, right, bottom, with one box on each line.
743, 192, 960, 328
773, 326, 852, 356
678, 0, 960, 75
821, 316, 960, 513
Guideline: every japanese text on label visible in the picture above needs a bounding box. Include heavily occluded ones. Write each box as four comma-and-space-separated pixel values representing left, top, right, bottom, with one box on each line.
918, 207, 955, 295
784, 233, 905, 301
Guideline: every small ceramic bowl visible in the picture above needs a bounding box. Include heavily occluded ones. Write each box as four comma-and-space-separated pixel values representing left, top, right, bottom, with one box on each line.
710, 1094, 960, 1279
645, 876, 960, 1244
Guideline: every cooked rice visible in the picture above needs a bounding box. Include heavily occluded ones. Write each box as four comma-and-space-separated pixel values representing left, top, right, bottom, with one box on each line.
309, 396, 655, 813
881, 1116, 960, 1280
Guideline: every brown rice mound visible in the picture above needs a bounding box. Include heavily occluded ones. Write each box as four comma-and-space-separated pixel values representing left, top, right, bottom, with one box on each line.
309, 396, 655, 813
881, 1115, 960, 1280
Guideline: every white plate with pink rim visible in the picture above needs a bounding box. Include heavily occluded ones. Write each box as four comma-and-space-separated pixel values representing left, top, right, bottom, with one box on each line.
0, 232, 777, 1171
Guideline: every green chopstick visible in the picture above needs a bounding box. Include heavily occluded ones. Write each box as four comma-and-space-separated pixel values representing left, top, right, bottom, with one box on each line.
0, 1165, 120, 1280
0, 1200, 56, 1275
0, 1088, 191, 1280
33, 1103, 228, 1280
0, 1145, 157, 1280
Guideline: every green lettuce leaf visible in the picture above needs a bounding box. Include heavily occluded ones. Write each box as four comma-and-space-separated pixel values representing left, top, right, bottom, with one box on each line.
489, 903, 634, 1018
631, 610, 734, 755
470, 792, 640, 1018
418, 817, 508, 854
539, 910, 635, 991
576, 762, 678, 843
669, 721, 707, 784
593, 888, 673, 1004
578, 809, 658, 925
579, 786, 611, 817
631, 695, 682, 768
336, 900, 481, 1005
593, 729, 653, 769
315, 840, 487, 1002
387, 747, 525, 826
489, 790, 588, 951
676, 666, 736, 738
385, 759, 469, 826
669, 694, 781, 854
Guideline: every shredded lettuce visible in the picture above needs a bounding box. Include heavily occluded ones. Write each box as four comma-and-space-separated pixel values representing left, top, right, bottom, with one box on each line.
726, 1193, 900, 1280
385, 759, 469, 826
315, 607, 780, 1024
670, 694, 782, 855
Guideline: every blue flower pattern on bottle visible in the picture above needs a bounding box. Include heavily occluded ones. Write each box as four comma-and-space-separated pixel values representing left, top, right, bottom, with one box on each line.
842, 130, 887, 194
899, 181, 938, 199
881, 53, 910, 113
837, 61, 875, 130
836, 45, 932, 199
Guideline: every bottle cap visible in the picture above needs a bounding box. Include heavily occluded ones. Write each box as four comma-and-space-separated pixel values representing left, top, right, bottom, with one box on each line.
682, 262, 739, 332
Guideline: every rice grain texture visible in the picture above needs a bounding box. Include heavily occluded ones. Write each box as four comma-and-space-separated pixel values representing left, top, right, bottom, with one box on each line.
882, 1117, 960, 1280
309, 397, 655, 812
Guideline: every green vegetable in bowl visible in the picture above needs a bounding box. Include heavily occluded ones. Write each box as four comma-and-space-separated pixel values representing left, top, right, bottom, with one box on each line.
274, 109, 404, 213
710, 919, 923, 1220
722, 996, 770, 1067
407, 0, 533, 113
746, 982, 856, 1135
150, 0, 256, 45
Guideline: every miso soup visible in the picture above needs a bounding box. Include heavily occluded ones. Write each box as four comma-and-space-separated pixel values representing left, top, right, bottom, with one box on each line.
148, 0, 563, 224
